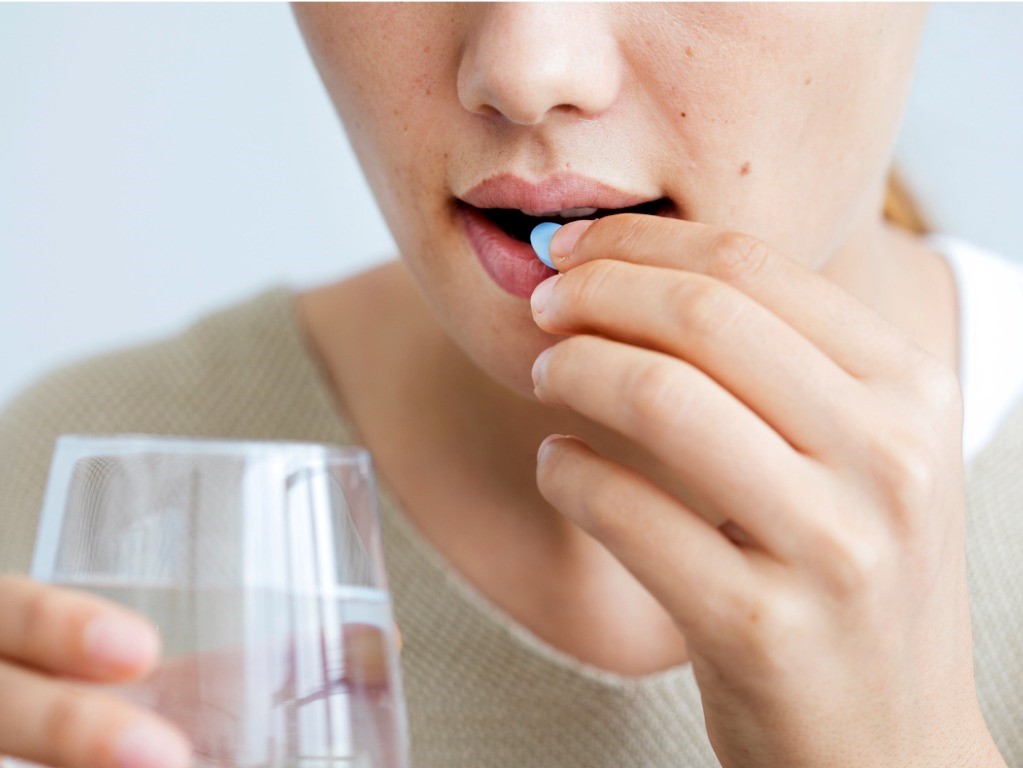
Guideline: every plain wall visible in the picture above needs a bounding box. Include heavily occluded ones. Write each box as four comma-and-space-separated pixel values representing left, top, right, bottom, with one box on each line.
2, 3, 1022, 407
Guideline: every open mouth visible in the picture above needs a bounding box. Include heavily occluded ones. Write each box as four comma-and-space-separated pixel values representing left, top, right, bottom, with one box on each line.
455, 185, 679, 299
459, 197, 677, 243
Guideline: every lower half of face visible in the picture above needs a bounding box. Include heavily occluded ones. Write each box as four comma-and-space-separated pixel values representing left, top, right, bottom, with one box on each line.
294, 3, 927, 400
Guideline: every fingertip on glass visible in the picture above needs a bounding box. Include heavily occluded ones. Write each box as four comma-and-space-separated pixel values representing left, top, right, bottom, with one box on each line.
115, 718, 192, 768
83, 612, 161, 672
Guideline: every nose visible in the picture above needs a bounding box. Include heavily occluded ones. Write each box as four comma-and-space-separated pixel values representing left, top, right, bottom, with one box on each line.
457, 4, 622, 126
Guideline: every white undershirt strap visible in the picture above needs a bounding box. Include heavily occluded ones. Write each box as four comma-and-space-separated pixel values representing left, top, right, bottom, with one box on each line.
928, 234, 1023, 462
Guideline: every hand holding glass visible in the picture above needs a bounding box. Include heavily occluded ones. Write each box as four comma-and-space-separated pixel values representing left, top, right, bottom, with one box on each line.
21, 435, 408, 768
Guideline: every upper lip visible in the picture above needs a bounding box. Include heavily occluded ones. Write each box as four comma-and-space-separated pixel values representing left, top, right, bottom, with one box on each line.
459, 173, 659, 213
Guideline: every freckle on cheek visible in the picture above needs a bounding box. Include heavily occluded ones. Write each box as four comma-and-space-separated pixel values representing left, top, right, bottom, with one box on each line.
685, 46, 693, 57
804, 76, 813, 85
679, 111, 687, 119
740, 161, 751, 176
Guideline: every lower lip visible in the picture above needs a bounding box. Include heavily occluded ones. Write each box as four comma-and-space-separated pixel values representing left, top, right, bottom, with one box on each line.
456, 204, 556, 299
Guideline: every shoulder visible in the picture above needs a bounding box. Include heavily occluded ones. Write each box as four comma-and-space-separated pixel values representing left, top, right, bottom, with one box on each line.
1, 287, 302, 439
0, 286, 336, 573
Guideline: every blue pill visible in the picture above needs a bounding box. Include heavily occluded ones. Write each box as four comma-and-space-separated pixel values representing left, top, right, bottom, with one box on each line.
530, 222, 562, 269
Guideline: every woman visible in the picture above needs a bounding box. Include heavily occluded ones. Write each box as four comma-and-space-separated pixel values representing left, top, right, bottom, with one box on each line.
2, 4, 1022, 767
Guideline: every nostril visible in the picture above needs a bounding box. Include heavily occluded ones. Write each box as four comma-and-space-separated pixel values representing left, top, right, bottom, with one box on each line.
456, 6, 622, 125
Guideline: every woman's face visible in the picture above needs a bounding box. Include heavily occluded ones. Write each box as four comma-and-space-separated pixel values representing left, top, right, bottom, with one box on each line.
293, 3, 927, 397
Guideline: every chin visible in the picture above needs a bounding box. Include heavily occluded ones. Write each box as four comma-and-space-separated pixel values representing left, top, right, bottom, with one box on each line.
442, 277, 554, 402
396, 210, 566, 404
470, 320, 554, 402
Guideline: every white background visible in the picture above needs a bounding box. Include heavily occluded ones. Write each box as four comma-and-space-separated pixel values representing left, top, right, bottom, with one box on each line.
2, 3, 1022, 407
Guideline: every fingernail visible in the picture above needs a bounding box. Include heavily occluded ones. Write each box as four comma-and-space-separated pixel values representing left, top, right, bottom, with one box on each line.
116, 719, 191, 768
530, 274, 560, 315
537, 434, 566, 462
531, 347, 553, 387
83, 613, 160, 671
550, 219, 595, 262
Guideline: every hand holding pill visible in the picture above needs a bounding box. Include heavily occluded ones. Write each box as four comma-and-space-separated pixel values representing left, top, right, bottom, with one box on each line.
528, 213, 989, 768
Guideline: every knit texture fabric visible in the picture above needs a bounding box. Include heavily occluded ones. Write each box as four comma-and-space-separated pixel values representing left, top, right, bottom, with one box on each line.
1, 288, 1020, 766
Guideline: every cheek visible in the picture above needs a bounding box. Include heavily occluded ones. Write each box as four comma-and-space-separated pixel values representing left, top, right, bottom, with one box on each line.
303, 9, 551, 378
628, 5, 922, 263
297, 5, 455, 206
302, 10, 469, 292
441, 291, 552, 400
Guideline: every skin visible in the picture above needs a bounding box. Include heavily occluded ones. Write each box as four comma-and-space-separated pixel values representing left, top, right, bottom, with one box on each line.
0, 3, 1006, 767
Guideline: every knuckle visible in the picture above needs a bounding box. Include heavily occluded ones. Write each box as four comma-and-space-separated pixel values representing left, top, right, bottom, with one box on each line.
910, 356, 963, 416
552, 334, 597, 375
45, 688, 102, 765
870, 428, 937, 515
600, 213, 660, 260
818, 524, 889, 595
20, 584, 61, 655
671, 277, 742, 341
739, 590, 806, 669
628, 360, 691, 435
708, 231, 771, 283
43, 689, 81, 746
534, 336, 578, 397
568, 260, 618, 310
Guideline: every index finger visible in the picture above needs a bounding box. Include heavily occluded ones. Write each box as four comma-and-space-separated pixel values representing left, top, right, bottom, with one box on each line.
0, 575, 160, 682
549, 214, 922, 381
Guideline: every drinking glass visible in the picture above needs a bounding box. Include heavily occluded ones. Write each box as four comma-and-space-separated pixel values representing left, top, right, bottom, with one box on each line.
20, 435, 407, 768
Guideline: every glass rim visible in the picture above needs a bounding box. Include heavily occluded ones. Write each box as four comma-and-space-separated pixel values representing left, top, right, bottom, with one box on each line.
32, 434, 377, 583
52, 433, 371, 467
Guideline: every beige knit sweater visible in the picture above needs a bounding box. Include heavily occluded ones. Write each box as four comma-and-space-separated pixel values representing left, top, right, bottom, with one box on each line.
1, 289, 1021, 767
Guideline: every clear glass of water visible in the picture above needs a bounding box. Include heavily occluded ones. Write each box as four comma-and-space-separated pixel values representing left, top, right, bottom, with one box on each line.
26, 435, 407, 768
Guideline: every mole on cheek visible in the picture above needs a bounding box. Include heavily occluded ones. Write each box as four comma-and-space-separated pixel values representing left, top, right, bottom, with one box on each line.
740, 161, 751, 176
